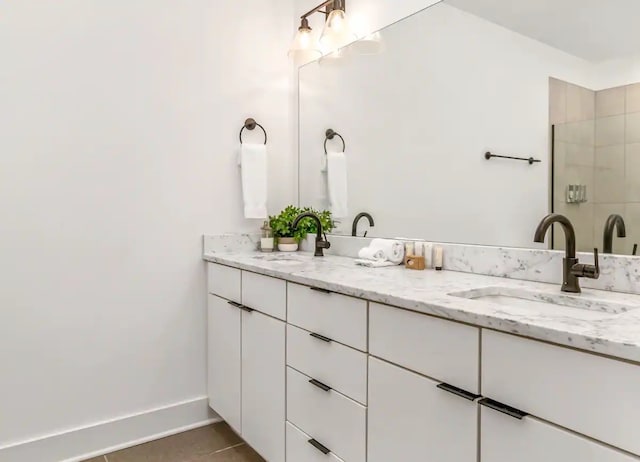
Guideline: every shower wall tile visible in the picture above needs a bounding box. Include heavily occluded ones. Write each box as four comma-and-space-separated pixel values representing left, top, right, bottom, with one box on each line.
555, 120, 595, 146
596, 86, 626, 118
625, 143, 640, 202
596, 115, 625, 147
626, 83, 640, 114
566, 83, 595, 122
549, 78, 567, 125
594, 145, 625, 203
626, 112, 640, 144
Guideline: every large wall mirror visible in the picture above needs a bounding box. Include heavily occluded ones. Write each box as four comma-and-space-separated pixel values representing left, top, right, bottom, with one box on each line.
298, 0, 640, 256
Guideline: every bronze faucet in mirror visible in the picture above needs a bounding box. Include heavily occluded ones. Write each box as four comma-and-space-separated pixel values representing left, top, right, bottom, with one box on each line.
533, 213, 599, 293
603, 214, 626, 254
352, 212, 375, 237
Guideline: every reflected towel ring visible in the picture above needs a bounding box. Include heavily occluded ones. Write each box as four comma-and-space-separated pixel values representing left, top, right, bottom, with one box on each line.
324, 129, 346, 154
239, 118, 267, 145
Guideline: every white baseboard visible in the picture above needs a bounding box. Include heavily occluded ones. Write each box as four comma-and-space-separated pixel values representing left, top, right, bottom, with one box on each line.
0, 396, 221, 462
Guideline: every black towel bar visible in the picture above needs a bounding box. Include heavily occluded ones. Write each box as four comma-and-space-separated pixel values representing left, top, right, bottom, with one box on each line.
484, 151, 540, 165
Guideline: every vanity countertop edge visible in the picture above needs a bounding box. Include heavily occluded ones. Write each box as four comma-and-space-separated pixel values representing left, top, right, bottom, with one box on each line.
203, 251, 640, 364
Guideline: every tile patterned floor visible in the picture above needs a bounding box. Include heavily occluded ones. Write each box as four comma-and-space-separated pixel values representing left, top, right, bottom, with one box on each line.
82, 423, 264, 462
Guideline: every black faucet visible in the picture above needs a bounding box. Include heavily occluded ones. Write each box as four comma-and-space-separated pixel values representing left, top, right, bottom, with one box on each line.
292, 212, 331, 257
603, 214, 626, 254
352, 212, 375, 237
533, 213, 599, 293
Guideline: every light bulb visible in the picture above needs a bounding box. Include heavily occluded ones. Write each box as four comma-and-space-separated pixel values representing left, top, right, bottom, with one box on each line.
320, 9, 357, 51
288, 18, 322, 64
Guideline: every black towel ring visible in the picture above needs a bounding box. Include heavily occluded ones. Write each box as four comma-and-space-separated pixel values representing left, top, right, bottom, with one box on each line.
324, 129, 345, 154
239, 118, 267, 145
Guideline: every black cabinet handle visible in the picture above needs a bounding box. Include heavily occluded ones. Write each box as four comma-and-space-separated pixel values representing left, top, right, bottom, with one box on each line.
240, 305, 254, 313
309, 378, 332, 392
227, 301, 243, 309
478, 398, 528, 420
308, 439, 331, 455
310, 332, 333, 343
310, 287, 332, 294
437, 383, 481, 402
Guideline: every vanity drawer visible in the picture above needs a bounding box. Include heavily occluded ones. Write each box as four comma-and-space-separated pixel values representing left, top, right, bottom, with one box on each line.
207, 263, 241, 302
287, 324, 367, 404
483, 330, 640, 456
286, 422, 345, 462
287, 367, 366, 462
241, 271, 286, 320
369, 303, 479, 394
287, 282, 367, 351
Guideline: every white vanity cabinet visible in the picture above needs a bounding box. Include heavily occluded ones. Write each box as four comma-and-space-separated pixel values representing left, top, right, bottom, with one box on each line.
205, 260, 640, 462
481, 407, 638, 462
207, 264, 285, 462
368, 357, 478, 462
207, 293, 242, 432
482, 330, 640, 458
285, 283, 369, 462
368, 303, 480, 462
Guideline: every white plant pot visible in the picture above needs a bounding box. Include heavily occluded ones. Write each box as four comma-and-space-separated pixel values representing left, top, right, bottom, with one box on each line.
277, 237, 299, 252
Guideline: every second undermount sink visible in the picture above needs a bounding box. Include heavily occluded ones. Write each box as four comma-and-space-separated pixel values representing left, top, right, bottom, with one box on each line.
450, 286, 639, 320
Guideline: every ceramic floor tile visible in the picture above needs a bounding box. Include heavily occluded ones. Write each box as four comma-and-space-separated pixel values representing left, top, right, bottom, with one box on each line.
107, 423, 242, 462
190, 444, 265, 462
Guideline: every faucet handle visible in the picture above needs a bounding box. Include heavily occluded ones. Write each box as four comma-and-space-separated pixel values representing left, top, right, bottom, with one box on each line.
570, 248, 600, 280
591, 247, 600, 278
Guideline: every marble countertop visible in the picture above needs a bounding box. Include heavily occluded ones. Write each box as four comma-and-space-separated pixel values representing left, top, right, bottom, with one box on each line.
203, 251, 640, 363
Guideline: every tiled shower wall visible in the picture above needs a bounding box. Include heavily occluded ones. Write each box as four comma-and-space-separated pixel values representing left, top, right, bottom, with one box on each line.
551, 78, 640, 255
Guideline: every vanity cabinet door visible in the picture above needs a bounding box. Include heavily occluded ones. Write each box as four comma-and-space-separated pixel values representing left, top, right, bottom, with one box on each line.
481, 405, 639, 462
207, 294, 241, 433
241, 310, 285, 462
368, 357, 478, 462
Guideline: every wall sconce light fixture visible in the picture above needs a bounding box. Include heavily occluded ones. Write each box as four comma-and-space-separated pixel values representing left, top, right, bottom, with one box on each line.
289, 0, 357, 63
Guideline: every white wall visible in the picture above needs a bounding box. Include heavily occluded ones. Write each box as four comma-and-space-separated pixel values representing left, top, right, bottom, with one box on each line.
0, 0, 294, 458
298, 2, 594, 247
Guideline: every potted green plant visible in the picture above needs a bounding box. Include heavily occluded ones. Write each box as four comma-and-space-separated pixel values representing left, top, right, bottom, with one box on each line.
269, 205, 335, 252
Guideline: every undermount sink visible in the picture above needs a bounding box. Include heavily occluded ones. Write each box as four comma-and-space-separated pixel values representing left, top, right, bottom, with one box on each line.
450, 286, 639, 320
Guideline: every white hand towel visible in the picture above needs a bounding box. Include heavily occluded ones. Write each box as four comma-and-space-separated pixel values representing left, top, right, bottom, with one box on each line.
240, 143, 268, 219
358, 247, 385, 261
327, 151, 348, 219
369, 238, 405, 264
355, 259, 398, 268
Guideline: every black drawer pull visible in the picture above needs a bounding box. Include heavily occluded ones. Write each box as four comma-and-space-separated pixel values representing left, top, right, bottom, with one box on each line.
227, 301, 243, 309
479, 398, 528, 420
308, 438, 331, 455
437, 383, 481, 402
309, 378, 332, 392
310, 332, 333, 343
310, 287, 332, 294
240, 305, 254, 313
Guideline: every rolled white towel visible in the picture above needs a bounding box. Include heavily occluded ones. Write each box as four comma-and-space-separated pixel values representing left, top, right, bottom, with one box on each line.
358, 239, 405, 264
358, 247, 385, 261
371, 238, 405, 264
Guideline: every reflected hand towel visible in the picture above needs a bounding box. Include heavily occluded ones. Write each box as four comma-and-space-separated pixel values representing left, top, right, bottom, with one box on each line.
327, 150, 348, 218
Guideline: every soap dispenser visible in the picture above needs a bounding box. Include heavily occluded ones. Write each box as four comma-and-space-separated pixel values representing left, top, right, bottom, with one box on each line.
261, 221, 274, 252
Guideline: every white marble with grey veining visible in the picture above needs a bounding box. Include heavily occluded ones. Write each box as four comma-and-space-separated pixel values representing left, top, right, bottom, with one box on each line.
297, 235, 640, 295
203, 233, 260, 253
202, 249, 640, 363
